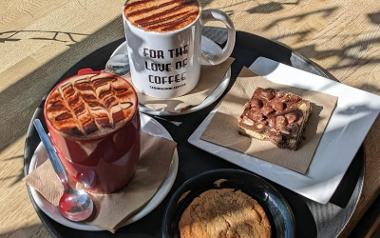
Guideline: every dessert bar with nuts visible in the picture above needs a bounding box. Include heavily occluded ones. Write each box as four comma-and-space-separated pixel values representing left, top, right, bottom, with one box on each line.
239, 87, 312, 150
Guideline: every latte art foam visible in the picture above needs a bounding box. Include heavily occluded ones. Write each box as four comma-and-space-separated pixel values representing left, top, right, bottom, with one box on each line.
124, 0, 200, 32
45, 72, 137, 138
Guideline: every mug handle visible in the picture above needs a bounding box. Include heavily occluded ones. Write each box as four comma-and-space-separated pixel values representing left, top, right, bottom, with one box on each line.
199, 9, 236, 65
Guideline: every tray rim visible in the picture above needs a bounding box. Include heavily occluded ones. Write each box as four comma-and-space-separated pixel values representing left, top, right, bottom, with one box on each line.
23, 30, 365, 238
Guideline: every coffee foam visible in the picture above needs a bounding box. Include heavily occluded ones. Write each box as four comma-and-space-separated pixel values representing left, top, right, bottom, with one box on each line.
124, 0, 200, 32
45, 72, 137, 138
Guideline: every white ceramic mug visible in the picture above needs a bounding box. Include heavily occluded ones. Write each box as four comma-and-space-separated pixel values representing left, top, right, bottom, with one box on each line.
123, 3, 235, 99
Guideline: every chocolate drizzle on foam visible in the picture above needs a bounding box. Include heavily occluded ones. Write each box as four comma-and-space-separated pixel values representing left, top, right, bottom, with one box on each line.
124, 0, 200, 32
45, 73, 137, 138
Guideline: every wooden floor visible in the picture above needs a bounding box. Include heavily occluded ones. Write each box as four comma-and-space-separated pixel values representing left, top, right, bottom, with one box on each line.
0, 0, 379, 237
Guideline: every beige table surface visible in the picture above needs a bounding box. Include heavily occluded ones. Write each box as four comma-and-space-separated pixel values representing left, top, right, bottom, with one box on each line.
0, 0, 379, 237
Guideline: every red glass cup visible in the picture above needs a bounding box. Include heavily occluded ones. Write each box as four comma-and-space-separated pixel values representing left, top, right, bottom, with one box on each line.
43, 68, 140, 193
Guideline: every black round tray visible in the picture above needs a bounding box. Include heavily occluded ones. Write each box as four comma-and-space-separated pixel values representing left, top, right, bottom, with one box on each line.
24, 28, 364, 238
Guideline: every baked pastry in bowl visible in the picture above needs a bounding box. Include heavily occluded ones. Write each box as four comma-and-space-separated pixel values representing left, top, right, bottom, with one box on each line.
162, 169, 295, 238
179, 188, 271, 238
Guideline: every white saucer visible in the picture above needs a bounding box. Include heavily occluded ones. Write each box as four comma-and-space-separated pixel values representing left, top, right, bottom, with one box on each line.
106, 36, 231, 116
28, 113, 179, 231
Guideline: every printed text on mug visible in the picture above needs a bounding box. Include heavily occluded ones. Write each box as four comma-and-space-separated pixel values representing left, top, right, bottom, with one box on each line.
142, 44, 190, 90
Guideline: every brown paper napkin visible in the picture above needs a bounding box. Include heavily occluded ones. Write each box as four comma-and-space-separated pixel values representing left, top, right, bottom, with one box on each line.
24, 132, 177, 232
130, 58, 234, 112
201, 67, 338, 174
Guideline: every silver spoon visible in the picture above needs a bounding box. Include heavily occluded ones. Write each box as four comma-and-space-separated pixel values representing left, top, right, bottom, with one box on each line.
33, 119, 94, 222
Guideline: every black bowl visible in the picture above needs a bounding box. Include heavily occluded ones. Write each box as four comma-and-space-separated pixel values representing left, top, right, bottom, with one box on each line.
162, 169, 295, 238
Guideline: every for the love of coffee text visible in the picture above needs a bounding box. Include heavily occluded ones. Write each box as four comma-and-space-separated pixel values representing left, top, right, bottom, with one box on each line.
143, 44, 190, 90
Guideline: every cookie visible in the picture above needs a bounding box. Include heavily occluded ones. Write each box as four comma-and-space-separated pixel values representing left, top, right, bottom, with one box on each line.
179, 188, 271, 238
